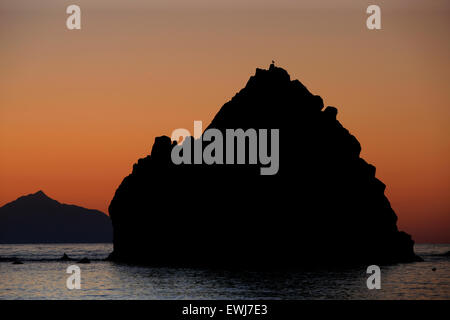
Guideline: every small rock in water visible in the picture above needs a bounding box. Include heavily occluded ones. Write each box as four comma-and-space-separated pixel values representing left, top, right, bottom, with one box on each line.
78, 257, 90, 264
60, 253, 72, 261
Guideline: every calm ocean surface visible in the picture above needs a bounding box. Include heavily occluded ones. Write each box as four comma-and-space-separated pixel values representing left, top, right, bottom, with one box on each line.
0, 243, 448, 299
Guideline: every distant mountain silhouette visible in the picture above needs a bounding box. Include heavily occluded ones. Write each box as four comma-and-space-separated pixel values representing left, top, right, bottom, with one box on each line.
0, 191, 112, 243
109, 64, 421, 267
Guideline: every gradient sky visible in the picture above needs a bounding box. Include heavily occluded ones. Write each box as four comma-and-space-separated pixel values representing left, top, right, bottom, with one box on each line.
1, 0, 449, 242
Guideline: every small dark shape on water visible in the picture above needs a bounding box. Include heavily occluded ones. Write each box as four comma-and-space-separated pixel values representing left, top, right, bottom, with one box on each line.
78, 257, 90, 264
60, 253, 73, 261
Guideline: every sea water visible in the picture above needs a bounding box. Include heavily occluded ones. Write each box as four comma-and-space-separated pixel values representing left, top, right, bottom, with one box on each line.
0, 243, 448, 299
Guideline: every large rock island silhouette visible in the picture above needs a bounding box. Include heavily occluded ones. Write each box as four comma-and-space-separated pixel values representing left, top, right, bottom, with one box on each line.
109, 64, 421, 267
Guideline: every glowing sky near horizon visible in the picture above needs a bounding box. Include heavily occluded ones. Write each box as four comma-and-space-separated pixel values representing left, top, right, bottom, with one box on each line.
0, 0, 449, 242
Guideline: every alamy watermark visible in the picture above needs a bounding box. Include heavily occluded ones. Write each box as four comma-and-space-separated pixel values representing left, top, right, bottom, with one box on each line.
66, 265, 81, 290
65, 4, 381, 31
366, 265, 381, 289
170, 121, 279, 175
66, 5, 81, 30
366, 5, 381, 30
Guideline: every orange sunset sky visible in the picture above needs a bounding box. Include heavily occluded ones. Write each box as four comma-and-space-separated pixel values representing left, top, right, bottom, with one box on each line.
1, 0, 449, 242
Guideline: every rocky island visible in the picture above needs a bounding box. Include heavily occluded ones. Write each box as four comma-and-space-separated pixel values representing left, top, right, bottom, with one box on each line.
108, 64, 421, 267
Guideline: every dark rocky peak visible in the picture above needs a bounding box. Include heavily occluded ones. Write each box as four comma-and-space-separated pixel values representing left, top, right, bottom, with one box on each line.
1, 190, 60, 210
207, 64, 324, 131
27, 190, 50, 200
